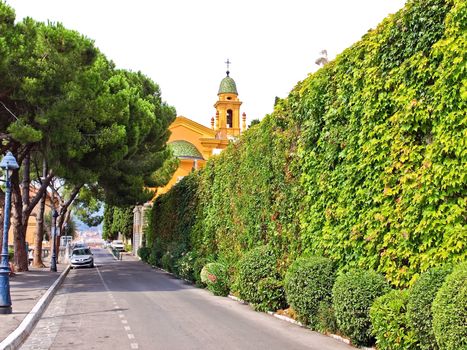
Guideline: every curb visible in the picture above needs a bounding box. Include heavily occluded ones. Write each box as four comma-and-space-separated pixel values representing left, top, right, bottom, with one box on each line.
0, 265, 71, 350
228, 295, 374, 350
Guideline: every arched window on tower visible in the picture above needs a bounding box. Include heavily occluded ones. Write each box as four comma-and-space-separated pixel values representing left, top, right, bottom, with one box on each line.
227, 109, 233, 128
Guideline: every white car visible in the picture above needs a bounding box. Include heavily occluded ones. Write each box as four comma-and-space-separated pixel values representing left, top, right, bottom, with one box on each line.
111, 240, 125, 251
70, 248, 94, 268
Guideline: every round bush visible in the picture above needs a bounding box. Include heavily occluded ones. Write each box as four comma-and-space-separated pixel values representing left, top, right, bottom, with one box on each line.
370, 289, 417, 350
237, 245, 277, 304
407, 266, 452, 350
432, 262, 467, 350
284, 256, 336, 328
332, 269, 390, 346
256, 277, 287, 312
200, 262, 230, 296
193, 256, 209, 287
137, 247, 151, 263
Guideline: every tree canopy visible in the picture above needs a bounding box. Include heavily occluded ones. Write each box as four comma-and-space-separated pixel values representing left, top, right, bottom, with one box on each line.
0, 1, 175, 269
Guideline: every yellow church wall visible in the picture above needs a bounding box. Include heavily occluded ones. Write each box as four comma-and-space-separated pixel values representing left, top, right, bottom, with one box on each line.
168, 116, 217, 162
156, 158, 203, 196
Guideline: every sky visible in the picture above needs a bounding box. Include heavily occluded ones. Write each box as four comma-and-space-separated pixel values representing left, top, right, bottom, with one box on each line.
6, 0, 407, 127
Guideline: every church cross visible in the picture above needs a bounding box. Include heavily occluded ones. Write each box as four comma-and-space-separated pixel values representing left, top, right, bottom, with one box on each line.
225, 59, 231, 71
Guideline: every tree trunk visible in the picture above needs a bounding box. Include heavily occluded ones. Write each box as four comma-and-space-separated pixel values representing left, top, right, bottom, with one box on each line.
32, 160, 48, 268
32, 190, 46, 267
11, 170, 28, 271
11, 166, 53, 271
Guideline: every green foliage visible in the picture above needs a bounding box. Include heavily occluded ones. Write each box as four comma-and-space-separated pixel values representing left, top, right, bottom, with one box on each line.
200, 262, 230, 296
332, 269, 390, 346
102, 204, 134, 240
432, 262, 467, 350
284, 256, 336, 328
407, 267, 452, 350
137, 247, 151, 263
237, 245, 278, 305
176, 251, 196, 282
256, 277, 287, 312
370, 289, 418, 350
317, 302, 338, 334
161, 251, 174, 272
293, 0, 466, 287
142, 1, 467, 335
193, 256, 209, 287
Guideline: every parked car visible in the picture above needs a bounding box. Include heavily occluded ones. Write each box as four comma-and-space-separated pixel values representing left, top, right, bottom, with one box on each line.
111, 240, 125, 251
70, 247, 94, 268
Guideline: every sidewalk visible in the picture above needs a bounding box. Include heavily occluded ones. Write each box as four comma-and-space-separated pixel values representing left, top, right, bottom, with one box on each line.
0, 262, 69, 349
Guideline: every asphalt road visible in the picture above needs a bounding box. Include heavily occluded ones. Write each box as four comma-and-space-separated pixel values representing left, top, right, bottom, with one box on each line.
21, 249, 355, 350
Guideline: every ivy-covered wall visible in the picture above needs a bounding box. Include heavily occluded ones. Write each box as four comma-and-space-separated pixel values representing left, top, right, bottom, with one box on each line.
145, 0, 466, 287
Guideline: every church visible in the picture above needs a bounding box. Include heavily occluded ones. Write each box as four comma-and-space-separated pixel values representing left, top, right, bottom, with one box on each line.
132, 65, 247, 254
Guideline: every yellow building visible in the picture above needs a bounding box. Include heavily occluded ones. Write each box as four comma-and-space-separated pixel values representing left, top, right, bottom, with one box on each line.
132, 68, 247, 253
153, 69, 247, 196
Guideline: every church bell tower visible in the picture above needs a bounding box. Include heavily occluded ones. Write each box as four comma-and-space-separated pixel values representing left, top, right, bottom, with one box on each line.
214, 59, 243, 138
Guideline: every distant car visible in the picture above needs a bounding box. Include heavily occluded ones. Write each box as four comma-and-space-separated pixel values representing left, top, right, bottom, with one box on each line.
70, 248, 94, 268
111, 240, 125, 251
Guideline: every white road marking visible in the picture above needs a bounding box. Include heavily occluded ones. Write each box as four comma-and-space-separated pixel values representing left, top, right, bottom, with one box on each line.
121, 320, 128, 324
130, 343, 139, 349
124, 326, 131, 331
128, 334, 135, 339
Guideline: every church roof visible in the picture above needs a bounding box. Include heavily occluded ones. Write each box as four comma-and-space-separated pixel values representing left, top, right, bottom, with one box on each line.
218, 72, 238, 95
169, 140, 204, 160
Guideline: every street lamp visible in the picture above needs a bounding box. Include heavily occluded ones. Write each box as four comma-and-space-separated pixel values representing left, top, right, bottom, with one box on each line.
50, 209, 59, 272
0, 151, 19, 314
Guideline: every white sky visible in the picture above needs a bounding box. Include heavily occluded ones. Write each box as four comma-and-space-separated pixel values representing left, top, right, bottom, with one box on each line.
6, 0, 406, 127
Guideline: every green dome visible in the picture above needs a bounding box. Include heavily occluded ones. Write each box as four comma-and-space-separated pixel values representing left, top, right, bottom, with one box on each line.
218, 73, 238, 95
169, 140, 204, 160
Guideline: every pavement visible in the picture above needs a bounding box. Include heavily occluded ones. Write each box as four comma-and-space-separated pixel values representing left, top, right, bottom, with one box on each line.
0, 261, 70, 350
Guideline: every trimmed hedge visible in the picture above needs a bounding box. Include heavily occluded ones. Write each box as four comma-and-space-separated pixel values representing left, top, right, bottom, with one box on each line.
432, 262, 467, 350
370, 289, 417, 350
200, 262, 230, 296
284, 256, 336, 328
256, 277, 287, 312
332, 269, 390, 346
407, 267, 452, 350
237, 245, 277, 304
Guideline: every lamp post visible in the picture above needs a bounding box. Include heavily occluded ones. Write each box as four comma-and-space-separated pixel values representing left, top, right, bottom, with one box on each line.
50, 209, 59, 272
0, 151, 19, 314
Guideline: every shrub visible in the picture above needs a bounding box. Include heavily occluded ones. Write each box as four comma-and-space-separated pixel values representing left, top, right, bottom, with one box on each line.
255, 277, 287, 312
137, 247, 151, 263
370, 289, 418, 350
237, 245, 277, 304
176, 251, 196, 281
407, 266, 452, 350
317, 302, 338, 334
161, 251, 174, 272
193, 256, 209, 287
432, 262, 467, 350
284, 256, 336, 328
148, 246, 159, 266
332, 269, 390, 346
200, 262, 230, 296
